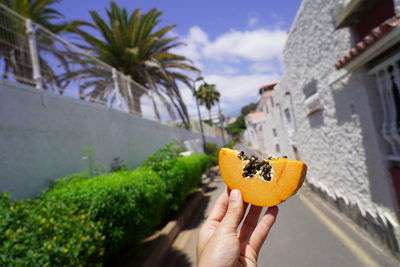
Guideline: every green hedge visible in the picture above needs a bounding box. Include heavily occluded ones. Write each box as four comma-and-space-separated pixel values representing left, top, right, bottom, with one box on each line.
178, 154, 209, 191
143, 153, 209, 212
204, 142, 219, 166
204, 140, 237, 166
42, 168, 167, 255
0, 193, 104, 266
0, 148, 209, 265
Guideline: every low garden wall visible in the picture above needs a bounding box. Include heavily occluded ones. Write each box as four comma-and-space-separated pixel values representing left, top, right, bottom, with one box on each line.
0, 80, 224, 198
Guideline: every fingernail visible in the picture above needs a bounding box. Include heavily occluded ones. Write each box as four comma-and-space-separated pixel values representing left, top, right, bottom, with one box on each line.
230, 189, 240, 201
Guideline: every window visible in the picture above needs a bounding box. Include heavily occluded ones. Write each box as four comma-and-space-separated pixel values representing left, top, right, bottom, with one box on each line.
275, 144, 280, 153
303, 81, 322, 116
270, 97, 274, 107
284, 107, 296, 137
272, 128, 277, 137
284, 108, 292, 124
369, 53, 400, 160
303, 81, 317, 99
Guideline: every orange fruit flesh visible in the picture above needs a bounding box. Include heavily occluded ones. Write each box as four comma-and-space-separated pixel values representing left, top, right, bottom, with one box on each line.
219, 148, 307, 207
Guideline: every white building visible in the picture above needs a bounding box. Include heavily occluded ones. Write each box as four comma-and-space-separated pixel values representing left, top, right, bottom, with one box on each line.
250, 0, 400, 255
245, 112, 266, 151
244, 83, 279, 154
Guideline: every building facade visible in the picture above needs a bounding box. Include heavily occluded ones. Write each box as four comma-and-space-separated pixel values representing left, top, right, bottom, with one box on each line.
249, 0, 400, 254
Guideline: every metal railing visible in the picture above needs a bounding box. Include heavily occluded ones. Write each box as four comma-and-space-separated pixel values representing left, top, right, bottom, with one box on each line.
369, 52, 400, 162
0, 3, 178, 124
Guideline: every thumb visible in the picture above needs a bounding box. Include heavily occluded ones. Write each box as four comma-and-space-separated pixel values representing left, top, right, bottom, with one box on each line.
219, 189, 245, 232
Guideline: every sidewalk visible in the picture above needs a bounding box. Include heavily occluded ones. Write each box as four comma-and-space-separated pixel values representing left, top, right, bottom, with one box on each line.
162, 145, 400, 267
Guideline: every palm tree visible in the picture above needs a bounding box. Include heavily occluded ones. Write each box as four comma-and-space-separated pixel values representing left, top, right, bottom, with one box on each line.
67, 1, 198, 128
195, 82, 226, 145
1, 0, 65, 32
195, 82, 220, 122
0, 0, 70, 91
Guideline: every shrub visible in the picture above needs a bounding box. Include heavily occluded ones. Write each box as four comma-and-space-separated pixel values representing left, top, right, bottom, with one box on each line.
204, 142, 219, 166
0, 193, 104, 266
171, 155, 209, 209
42, 168, 167, 256
144, 153, 209, 212
226, 115, 246, 137
110, 157, 129, 172
204, 142, 218, 155
142, 160, 185, 212
225, 139, 237, 149
143, 142, 186, 211
1, 142, 210, 265
177, 154, 209, 191
144, 142, 185, 167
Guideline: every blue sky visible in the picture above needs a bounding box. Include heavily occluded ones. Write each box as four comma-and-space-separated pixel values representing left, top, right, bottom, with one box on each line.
57, 0, 302, 117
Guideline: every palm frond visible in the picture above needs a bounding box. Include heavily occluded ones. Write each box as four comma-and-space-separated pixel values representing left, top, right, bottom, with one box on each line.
65, 2, 198, 127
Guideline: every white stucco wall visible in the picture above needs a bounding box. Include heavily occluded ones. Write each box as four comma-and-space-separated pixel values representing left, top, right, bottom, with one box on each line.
257, 94, 293, 158
244, 115, 266, 152
394, 0, 400, 15
0, 80, 223, 199
269, 0, 400, 230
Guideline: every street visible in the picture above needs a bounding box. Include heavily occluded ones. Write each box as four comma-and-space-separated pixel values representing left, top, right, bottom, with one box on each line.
163, 145, 400, 267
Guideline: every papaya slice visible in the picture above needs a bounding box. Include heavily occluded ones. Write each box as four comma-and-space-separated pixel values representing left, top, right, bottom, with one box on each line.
219, 148, 307, 207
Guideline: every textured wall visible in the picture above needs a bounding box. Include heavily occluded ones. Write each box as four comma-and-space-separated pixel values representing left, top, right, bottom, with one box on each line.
259, 96, 294, 158
395, 0, 400, 15
257, 0, 400, 251
280, 0, 399, 215
0, 80, 223, 199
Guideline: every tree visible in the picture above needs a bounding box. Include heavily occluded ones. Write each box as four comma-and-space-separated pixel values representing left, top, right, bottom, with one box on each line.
195, 82, 220, 122
225, 101, 257, 137
241, 102, 257, 116
0, 0, 70, 91
67, 1, 198, 128
226, 115, 246, 137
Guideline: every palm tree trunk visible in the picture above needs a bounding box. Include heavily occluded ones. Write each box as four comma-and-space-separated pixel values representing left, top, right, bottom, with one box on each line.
145, 72, 161, 122
169, 80, 190, 129
150, 90, 161, 122
123, 86, 142, 115
119, 76, 143, 116
217, 102, 226, 146
132, 96, 142, 115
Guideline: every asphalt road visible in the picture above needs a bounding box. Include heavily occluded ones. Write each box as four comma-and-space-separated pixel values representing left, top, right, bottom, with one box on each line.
163, 144, 400, 267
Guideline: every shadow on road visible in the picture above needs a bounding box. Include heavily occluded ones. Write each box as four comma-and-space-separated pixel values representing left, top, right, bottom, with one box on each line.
180, 192, 211, 231
162, 248, 192, 267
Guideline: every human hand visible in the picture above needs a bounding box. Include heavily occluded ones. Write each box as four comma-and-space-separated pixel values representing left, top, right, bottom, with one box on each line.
197, 188, 279, 267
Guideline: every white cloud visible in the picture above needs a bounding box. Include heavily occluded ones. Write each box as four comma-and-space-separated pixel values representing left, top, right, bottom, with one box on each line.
249, 62, 276, 73
203, 28, 287, 61
205, 73, 280, 108
171, 25, 286, 116
171, 26, 208, 70
180, 86, 198, 116
174, 26, 287, 67
180, 73, 282, 117
176, 73, 281, 119
220, 65, 238, 75
248, 17, 259, 28
188, 26, 208, 44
